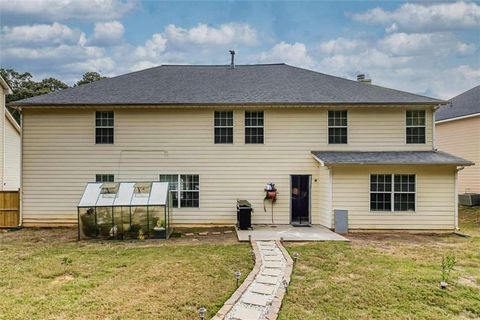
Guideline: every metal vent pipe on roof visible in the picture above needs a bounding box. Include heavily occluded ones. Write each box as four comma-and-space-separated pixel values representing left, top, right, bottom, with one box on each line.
357, 73, 372, 84
229, 50, 235, 69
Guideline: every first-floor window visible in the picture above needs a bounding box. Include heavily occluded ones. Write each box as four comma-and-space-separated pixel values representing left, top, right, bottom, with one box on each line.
159, 174, 199, 208
96, 174, 114, 182
370, 174, 415, 212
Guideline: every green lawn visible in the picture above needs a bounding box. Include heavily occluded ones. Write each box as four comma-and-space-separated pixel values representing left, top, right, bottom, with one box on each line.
281, 206, 480, 320
0, 228, 251, 320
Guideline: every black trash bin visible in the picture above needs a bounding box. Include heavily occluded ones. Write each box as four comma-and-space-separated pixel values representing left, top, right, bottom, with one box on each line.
237, 200, 252, 230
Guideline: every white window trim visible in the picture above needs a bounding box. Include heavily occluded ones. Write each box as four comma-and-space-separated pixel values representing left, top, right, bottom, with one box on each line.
327, 110, 348, 144
159, 174, 200, 209
213, 111, 234, 144
245, 111, 264, 144
369, 174, 416, 213
95, 111, 115, 145
405, 110, 426, 144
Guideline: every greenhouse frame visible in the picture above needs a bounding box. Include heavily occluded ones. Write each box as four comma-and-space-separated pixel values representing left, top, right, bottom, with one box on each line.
77, 182, 173, 240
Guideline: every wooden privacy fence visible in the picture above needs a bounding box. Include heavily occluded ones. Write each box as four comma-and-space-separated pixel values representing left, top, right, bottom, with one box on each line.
0, 190, 20, 227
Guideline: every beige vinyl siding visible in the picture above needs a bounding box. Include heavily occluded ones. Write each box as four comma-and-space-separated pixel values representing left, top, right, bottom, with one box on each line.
4, 116, 20, 190
316, 166, 332, 227
436, 116, 480, 193
22, 105, 434, 226
332, 165, 456, 230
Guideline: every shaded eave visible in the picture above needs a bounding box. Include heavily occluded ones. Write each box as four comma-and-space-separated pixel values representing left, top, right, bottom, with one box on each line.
0, 76, 13, 94
311, 151, 474, 167
4, 108, 21, 134
9, 101, 446, 109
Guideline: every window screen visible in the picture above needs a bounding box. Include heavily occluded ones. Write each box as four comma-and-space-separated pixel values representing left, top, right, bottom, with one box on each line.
96, 174, 114, 182
95, 111, 114, 144
245, 111, 264, 144
406, 110, 426, 144
214, 111, 233, 144
370, 174, 416, 212
328, 111, 348, 144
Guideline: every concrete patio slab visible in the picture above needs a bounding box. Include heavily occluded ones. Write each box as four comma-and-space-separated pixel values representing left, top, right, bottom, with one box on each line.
236, 225, 349, 242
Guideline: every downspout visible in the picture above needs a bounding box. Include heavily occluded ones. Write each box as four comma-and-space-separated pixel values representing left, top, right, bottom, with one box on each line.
454, 166, 465, 230
19, 110, 23, 227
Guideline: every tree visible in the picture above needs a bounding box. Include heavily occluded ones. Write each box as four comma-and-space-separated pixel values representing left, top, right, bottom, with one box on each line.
0, 68, 69, 124
75, 72, 106, 86
0, 68, 68, 103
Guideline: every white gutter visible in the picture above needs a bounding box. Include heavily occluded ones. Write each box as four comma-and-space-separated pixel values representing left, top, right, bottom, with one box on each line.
19, 111, 23, 227
436, 112, 480, 124
311, 154, 325, 166
454, 166, 465, 230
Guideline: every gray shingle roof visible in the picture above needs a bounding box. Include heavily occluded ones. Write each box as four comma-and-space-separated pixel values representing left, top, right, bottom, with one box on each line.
436, 85, 480, 121
311, 151, 474, 166
11, 64, 443, 106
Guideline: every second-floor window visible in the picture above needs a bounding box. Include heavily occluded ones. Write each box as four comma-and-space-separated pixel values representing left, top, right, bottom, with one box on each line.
328, 110, 347, 144
95, 111, 114, 144
406, 110, 426, 144
245, 111, 264, 144
214, 111, 233, 144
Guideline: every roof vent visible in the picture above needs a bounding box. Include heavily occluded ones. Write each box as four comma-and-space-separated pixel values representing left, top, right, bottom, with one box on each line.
229, 50, 235, 69
357, 73, 372, 84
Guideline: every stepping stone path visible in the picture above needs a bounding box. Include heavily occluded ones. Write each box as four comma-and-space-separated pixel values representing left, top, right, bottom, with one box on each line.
213, 240, 293, 320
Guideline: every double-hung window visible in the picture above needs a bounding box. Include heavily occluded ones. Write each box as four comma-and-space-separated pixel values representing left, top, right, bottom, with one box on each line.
406, 110, 426, 144
159, 174, 200, 208
96, 174, 114, 182
95, 111, 114, 144
370, 174, 416, 212
328, 111, 348, 144
245, 111, 264, 144
214, 111, 233, 144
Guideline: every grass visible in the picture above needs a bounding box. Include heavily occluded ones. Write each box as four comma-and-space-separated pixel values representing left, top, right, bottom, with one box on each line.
0, 228, 252, 320
280, 206, 480, 320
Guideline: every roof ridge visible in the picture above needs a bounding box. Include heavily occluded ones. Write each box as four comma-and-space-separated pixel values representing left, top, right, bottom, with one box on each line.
450, 84, 480, 100
161, 63, 286, 67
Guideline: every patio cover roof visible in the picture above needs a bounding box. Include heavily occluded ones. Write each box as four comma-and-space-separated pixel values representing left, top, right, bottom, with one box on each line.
78, 182, 169, 207
311, 151, 474, 166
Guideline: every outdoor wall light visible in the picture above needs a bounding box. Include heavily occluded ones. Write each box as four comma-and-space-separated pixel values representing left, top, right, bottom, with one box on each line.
292, 252, 300, 263
282, 279, 288, 293
234, 271, 242, 287
198, 306, 207, 320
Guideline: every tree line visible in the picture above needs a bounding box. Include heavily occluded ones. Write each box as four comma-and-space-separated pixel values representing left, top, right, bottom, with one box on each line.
0, 69, 106, 123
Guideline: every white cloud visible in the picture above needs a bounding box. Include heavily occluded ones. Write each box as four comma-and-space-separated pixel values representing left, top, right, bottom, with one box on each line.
2, 44, 104, 62
1, 22, 84, 46
351, 1, 480, 32
257, 42, 313, 68
88, 21, 124, 46
164, 23, 258, 46
134, 34, 168, 60
0, 0, 138, 22
379, 32, 476, 57
319, 38, 367, 55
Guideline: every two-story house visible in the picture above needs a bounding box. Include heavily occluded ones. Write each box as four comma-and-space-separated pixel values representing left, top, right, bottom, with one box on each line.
10, 63, 473, 230
1, 75, 21, 191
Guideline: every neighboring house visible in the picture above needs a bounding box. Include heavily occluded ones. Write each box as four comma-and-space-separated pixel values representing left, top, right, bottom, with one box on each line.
436, 85, 480, 194
10, 63, 472, 230
0, 76, 21, 191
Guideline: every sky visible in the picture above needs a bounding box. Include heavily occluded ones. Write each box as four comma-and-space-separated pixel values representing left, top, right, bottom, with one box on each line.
0, 0, 479, 99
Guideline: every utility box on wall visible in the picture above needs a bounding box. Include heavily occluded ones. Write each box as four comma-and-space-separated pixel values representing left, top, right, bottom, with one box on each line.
334, 209, 348, 234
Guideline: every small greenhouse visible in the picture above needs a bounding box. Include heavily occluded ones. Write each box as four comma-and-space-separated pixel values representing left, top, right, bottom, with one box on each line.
77, 182, 173, 240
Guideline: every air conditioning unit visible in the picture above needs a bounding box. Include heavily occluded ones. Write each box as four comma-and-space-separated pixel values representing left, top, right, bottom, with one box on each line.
459, 193, 480, 206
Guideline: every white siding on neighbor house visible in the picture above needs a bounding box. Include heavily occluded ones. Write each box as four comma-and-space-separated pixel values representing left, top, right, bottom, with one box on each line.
0, 87, 5, 189
22, 105, 435, 226
4, 115, 21, 190
331, 165, 456, 230
436, 116, 480, 194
